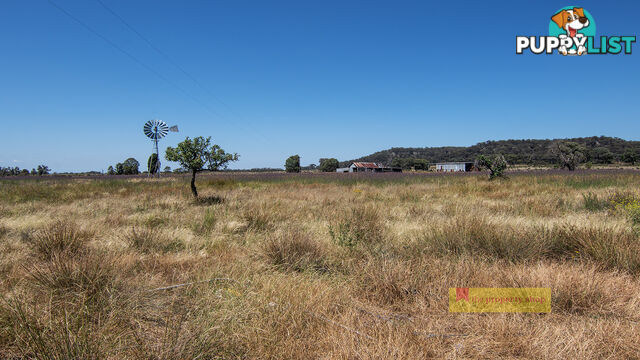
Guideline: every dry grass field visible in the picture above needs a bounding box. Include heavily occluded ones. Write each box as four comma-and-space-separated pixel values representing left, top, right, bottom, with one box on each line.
1, 170, 640, 359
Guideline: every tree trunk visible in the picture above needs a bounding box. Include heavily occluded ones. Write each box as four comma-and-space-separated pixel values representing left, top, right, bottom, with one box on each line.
190, 169, 198, 198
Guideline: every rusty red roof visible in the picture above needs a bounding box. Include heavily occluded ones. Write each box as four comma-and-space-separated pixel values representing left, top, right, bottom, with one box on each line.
351, 162, 381, 168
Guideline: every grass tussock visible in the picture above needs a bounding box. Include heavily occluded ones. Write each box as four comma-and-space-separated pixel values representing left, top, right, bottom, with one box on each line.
126, 227, 185, 254
23, 220, 92, 260
262, 230, 328, 272
329, 206, 385, 248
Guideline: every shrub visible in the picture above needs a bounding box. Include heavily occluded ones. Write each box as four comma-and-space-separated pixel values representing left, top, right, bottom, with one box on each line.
285, 155, 300, 173
475, 154, 508, 180
318, 158, 339, 172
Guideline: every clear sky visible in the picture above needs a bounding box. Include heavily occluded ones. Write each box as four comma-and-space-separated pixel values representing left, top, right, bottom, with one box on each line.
1, 1, 638, 172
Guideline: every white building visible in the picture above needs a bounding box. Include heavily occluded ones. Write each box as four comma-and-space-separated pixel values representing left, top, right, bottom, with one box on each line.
435, 162, 475, 172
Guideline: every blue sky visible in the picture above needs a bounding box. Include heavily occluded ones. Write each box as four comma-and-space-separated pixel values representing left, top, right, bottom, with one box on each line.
1, 1, 638, 172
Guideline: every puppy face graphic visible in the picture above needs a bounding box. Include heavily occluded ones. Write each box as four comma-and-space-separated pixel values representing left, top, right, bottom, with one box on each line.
551, 7, 590, 37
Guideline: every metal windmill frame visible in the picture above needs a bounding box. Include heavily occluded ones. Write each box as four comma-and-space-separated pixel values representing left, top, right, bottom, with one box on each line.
143, 119, 169, 177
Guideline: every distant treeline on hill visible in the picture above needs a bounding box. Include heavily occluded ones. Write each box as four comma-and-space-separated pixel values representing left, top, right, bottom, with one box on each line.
340, 136, 640, 167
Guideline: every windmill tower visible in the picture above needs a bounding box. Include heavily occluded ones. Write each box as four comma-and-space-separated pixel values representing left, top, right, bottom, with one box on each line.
143, 119, 169, 177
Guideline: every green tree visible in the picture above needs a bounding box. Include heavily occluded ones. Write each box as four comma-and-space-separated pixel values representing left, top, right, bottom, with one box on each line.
591, 147, 614, 164
622, 148, 639, 165
163, 166, 171, 173
147, 153, 160, 175
107, 166, 115, 175
318, 158, 339, 172
122, 158, 140, 175
165, 136, 238, 198
285, 155, 301, 173
36, 164, 50, 176
31, 168, 37, 175
550, 141, 586, 170
115, 163, 124, 175
475, 154, 508, 180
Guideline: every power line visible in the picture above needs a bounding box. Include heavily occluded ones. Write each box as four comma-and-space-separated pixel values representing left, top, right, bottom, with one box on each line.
45, 0, 223, 118
95, 0, 235, 115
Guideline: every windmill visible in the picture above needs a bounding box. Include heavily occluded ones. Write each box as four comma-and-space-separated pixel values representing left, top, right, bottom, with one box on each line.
143, 119, 178, 177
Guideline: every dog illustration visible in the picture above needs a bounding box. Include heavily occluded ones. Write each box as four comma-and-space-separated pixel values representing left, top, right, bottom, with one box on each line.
551, 7, 590, 55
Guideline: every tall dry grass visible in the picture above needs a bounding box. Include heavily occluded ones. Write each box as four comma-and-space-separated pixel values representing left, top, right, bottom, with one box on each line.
1, 172, 639, 358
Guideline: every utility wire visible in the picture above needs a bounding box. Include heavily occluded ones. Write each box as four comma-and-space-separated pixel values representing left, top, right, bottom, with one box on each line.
93, 0, 277, 149
95, 0, 236, 115
46, 0, 223, 118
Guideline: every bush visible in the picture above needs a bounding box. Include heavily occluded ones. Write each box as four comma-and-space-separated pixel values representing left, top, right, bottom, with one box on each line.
475, 154, 508, 180
318, 158, 339, 172
285, 155, 300, 173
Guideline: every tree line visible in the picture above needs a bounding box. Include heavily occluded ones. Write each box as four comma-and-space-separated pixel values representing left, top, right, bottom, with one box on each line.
0, 165, 50, 177
344, 136, 640, 167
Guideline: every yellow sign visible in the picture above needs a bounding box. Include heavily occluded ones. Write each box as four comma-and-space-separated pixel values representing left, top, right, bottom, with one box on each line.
449, 288, 551, 313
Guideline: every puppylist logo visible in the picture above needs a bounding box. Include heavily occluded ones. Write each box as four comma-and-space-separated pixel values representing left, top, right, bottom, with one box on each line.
517, 7, 636, 55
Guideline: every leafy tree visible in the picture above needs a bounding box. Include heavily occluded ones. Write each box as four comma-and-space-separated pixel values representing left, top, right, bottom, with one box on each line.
106, 166, 115, 175
622, 148, 639, 165
475, 154, 508, 180
31, 168, 37, 175
318, 158, 339, 172
36, 165, 50, 176
591, 147, 614, 164
122, 158, 140, 175
285, 155, 301, 173
147, 153, 160, 175
206, 144, 240, 171
165, 136, 238, 198
20, 169, 29, 175
115, 163, 124, 175
549, 141, 586, 170
163, 166, 171, 173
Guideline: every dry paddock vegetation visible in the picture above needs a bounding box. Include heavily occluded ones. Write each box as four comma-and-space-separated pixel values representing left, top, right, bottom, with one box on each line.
1, 170, 640, 359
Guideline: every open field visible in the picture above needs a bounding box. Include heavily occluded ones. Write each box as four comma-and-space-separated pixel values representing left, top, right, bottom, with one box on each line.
1, 170, 640, 359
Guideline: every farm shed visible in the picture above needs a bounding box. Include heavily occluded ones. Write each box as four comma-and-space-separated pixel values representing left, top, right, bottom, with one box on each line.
336, 162, 402, 173
435, 162, 475, 172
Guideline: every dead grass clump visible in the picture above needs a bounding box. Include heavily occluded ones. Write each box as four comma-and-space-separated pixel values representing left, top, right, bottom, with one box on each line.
1, 299, 106, 359
547, 224, 640, 274
262, 231, 328, 272
192, 208, 217, 235
242, 204, 275, 232
27, 253, 117, 304
356, 258, 423, 307
424, 216, 545, 261
23, 221, 92, 260
0, 225, 7, 240
329, 206, 385, 248
126, 227, 185, 254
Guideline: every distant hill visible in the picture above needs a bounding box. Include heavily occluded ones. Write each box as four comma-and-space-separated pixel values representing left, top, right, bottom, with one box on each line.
341, 136, 640, 167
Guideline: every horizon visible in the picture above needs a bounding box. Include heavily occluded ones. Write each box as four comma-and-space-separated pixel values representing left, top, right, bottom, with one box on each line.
2, 1, 639, 172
